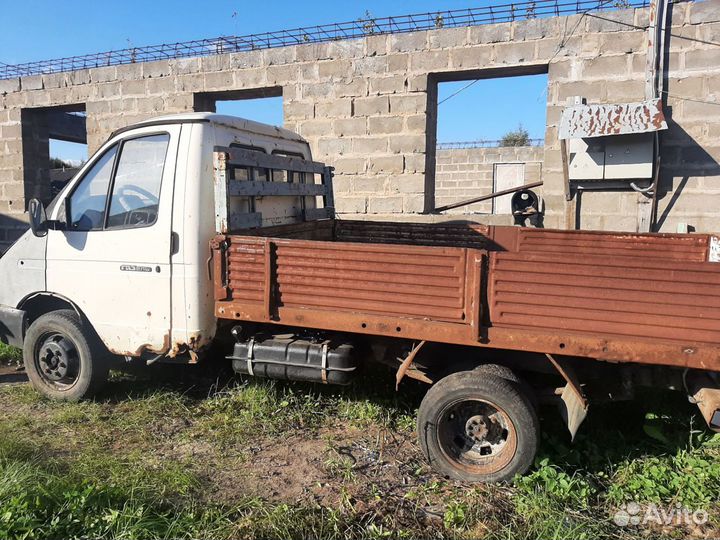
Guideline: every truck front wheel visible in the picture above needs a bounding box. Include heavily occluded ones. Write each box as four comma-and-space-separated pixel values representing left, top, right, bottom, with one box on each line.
417, 370, 539, 483
23, 310, 109, 401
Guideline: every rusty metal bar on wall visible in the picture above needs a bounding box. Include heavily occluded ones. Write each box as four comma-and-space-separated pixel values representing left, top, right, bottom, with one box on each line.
433, 181, 543, 213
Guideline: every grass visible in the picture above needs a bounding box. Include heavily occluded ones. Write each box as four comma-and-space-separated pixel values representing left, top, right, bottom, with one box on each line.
0, 342, 22, 365
0, 363, 719, 539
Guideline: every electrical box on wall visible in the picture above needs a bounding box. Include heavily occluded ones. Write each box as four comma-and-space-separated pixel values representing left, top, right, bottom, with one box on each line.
568, 133, 654, 181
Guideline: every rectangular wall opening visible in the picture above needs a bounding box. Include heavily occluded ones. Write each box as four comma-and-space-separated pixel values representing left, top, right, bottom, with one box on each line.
21, 105, 87, 208
194, 87, 283, 126
429, 69, 548, 219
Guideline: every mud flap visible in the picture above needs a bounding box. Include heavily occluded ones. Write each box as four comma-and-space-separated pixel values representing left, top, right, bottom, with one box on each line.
558, 383, 589, 441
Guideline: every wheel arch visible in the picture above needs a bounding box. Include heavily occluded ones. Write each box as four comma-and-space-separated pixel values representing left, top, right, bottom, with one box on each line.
18, 292, 84, 326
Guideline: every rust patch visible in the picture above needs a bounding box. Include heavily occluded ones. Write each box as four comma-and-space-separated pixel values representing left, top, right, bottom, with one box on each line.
559, 98, 667, 139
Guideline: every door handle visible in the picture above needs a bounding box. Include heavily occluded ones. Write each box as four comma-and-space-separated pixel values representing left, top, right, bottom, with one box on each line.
171, 231, 180, 255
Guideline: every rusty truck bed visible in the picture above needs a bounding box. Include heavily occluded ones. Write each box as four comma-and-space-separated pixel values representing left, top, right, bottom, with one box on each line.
211, 221, 720, 372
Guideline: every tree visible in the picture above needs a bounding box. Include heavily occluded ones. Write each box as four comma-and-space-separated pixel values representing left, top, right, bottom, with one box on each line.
500, 125, 531, 147
49, 157, 78, 169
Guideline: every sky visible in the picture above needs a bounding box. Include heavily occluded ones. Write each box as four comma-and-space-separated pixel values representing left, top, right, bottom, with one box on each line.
1, 0, 548, 162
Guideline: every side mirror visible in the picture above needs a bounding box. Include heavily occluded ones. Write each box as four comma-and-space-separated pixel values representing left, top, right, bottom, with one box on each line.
28, 198, 48, 238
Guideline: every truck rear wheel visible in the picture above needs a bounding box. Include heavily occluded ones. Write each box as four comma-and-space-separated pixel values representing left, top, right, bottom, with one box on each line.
23, 310, 109, 401
417, 370, 539, 483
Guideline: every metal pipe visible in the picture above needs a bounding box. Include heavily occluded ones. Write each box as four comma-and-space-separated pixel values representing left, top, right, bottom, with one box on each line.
433, 181, 543, 213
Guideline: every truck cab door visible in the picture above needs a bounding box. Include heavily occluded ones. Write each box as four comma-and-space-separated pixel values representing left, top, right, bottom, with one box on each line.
46, 125, 181, 357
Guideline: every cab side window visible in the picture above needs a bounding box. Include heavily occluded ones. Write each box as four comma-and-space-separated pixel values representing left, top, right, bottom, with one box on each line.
68, 145, 117, 231
107, 134, 169, 229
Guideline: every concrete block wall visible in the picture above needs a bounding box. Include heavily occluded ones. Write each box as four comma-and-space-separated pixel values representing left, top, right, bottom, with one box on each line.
435, 145, 543, 214
1, 1, 720, 249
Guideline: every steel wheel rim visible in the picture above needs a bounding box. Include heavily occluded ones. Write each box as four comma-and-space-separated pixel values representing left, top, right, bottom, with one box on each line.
34, 331, 81, 390
437, 398, 518, 475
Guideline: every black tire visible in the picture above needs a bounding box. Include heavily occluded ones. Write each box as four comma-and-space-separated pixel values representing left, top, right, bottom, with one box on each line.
23, 309, 109, 401
473, 363, 539, 411
417, 370, 539, 483
473, 363, 521, 383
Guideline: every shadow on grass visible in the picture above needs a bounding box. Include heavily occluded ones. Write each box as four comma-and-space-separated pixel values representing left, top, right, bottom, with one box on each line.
536, 388, 712, 475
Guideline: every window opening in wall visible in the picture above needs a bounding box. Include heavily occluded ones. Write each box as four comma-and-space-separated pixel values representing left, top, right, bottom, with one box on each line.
434, 72, 547, 216
194, 88, 283, 126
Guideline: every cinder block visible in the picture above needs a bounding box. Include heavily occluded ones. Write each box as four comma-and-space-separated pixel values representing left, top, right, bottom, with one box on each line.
685, 49, 720, 71
263, 46, 296, 66
407, 75, 427, 92
388, 134, 425, 154
234, 68, 267, 88
88, 66, 117, 83
468, 22, 512, 44
318, 59, 352, 80
428, 27, 468, 49
299, 120, 335, 138
404, 114, 426, 133
169, 57, 201, 76
65, 69, 91, 86
689, 1, 720, 24
386, 53, 409, 73
393, 173, 426, 193
227, 50, 264, 69
606, 79, 644, 102
115, 63, 143, 80
302, 83, 334, 100
146, 76, 176, 94
333, 117, 367, 137
353, 95, 389, 116
266, 64, 298, 84
581, 55, 629, 79
335, 196, 367, 213
513, 17, 558, 41
389, 94, 426, 115
352, 56, 387, 76
120, 79, 147, 96
494, 41, 536, 64
296, 43, 331, 63
41, 73, 65, 90
586, 8, 635, 32
402, 194, 425, 213
369, 75, 406, 95
204, 71, 235, 90
352, 137, 388, 153
335, 78, 368, 98
328, 39, 364, 59
367, 195, 402, 213
368, 115, 404, 134
388, 31, 428, 53
599, 31, 645, 55
316, 99, 352, 118
317, 137, 352, 156
368, 154, 404, 173
333, 156, 367, 175
0, 78, 20, 94
21, 75, 44, 91
408, 50, 451, 72
285, 101, 315, 121
351, 176, 387, 193
450, 46, 493, 69
365, 35, 388, 57
93, 82, 122, 100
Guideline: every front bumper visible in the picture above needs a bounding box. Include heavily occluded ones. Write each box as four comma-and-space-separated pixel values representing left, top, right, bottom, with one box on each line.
0, 305, 26, 348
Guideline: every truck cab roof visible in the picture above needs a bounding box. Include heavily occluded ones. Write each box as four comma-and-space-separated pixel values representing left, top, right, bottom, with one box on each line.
112, 112, 306, 143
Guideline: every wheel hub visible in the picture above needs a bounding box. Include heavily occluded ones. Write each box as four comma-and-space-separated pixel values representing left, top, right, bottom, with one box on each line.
465, 415, 489, 441
38, 336, 76, 382
465, 414, 504, 444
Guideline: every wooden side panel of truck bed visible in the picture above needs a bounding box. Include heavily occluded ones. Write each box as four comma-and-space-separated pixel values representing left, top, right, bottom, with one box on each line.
212, 223, 720, 372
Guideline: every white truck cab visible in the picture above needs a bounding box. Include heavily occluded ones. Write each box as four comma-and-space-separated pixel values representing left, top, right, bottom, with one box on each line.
0, 113, 312, 397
